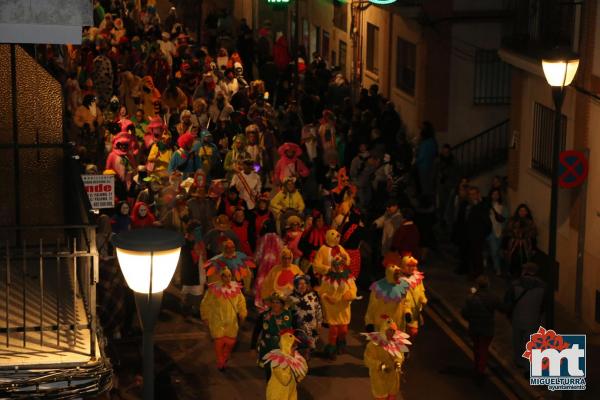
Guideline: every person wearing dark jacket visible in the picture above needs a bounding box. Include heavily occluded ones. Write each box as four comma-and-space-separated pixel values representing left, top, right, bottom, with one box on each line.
504, 262, 546, 370
461, 275, 502, 381
465, 187, 492, 278
390, 208, 420, 258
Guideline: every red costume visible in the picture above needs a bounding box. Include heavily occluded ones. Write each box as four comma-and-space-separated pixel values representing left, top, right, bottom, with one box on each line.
130, 201, 156, 229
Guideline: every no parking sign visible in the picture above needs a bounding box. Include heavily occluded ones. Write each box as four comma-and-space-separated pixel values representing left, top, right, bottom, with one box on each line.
558, 150, 589, 188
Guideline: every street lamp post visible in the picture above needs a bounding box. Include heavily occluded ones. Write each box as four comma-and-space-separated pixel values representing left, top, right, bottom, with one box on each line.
112, 228, 184, 400
541, 54, 579, 329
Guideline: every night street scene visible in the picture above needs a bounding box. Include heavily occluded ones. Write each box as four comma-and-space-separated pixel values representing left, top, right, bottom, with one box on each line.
1, 0, 600, 399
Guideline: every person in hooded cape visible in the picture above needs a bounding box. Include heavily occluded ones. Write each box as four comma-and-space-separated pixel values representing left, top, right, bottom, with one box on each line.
130, 201, 156, 229
362, 315, 412, 400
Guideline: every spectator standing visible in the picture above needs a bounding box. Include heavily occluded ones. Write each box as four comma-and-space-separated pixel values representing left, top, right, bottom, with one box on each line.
504, 204, 538, 278
487, 188, 508, 276
465, 187, 492, 278
461, 275, 502, 382
415, 121, 438, 196
504, 262, 546, 370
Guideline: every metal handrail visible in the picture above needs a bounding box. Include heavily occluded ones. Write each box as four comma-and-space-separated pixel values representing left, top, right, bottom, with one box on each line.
451, 119, 510, 177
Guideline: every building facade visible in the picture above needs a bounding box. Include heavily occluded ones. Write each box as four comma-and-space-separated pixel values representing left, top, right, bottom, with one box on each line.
235, 0, 511, 144
500, 0, 600, 331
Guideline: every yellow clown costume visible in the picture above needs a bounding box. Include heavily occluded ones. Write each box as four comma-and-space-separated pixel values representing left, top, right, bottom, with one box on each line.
313, 229, 357, 357
362, 315, 412, 400
260, 247, 304, 300
263, 328, 308, 400
365, 259, 411, 333
200, 267, 248, 370
401, 255, 427, 335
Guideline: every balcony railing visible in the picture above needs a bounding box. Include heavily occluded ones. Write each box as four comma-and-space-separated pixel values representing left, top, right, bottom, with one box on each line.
502, 0, 579, 56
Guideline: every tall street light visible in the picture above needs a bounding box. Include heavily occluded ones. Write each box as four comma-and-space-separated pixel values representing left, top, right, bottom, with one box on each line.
112, 228, 183, 400
541, 52, 579, 328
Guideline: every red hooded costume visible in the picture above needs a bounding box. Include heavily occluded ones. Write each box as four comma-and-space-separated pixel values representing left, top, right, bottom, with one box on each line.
130, 201, 156, 229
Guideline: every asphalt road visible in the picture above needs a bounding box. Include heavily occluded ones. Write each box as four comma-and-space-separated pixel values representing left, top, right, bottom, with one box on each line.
109, 289, 512, 400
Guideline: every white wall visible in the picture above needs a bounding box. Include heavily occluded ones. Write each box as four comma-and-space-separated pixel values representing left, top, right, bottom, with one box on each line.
445, 22, 509, 146
510, 72, 600, 330
388, 14, 423, 139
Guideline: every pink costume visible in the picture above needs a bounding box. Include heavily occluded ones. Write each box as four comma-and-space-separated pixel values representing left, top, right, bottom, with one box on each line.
105, 132, 137, 189
273, 142, 309, 185
253, 233, 284, 310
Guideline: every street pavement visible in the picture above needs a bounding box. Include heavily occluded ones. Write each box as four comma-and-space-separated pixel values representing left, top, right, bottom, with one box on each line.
109, 287, 513, 400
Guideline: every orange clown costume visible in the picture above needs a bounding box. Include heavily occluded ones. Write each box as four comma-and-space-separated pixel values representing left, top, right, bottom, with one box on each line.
200, 267, 247, 370
362, 315, 412, 400
313, 229, 357, 357
263, 328, 308, 400
204, 239, 256, 291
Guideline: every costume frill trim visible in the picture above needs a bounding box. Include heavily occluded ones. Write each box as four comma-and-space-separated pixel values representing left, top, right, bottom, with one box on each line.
208, 281, 243, 299
370, 279, 410, 302
204, 252, 256, 281
404, 270, 425, 288
263, 349, 308, 379
360, 330, 412, 358
322, 268, 354, 289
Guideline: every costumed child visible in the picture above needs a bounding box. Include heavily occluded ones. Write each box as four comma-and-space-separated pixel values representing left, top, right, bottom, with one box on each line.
289, 275, 323, 360
200, 267, 247, 371
251, 292, 294, 381
254, 219, 284, 310
400, 254, 427, 337
204, 238, 255, 291
260, 247, 303, 300
362, 315, 412, 400
283, 215, 303, 264
263, 328, 308, 400
313, 229, 358, 359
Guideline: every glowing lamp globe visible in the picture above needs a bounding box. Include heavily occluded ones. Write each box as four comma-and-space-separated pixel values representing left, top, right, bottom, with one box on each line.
542, 58, 579, 87
112, 228, 184, 294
